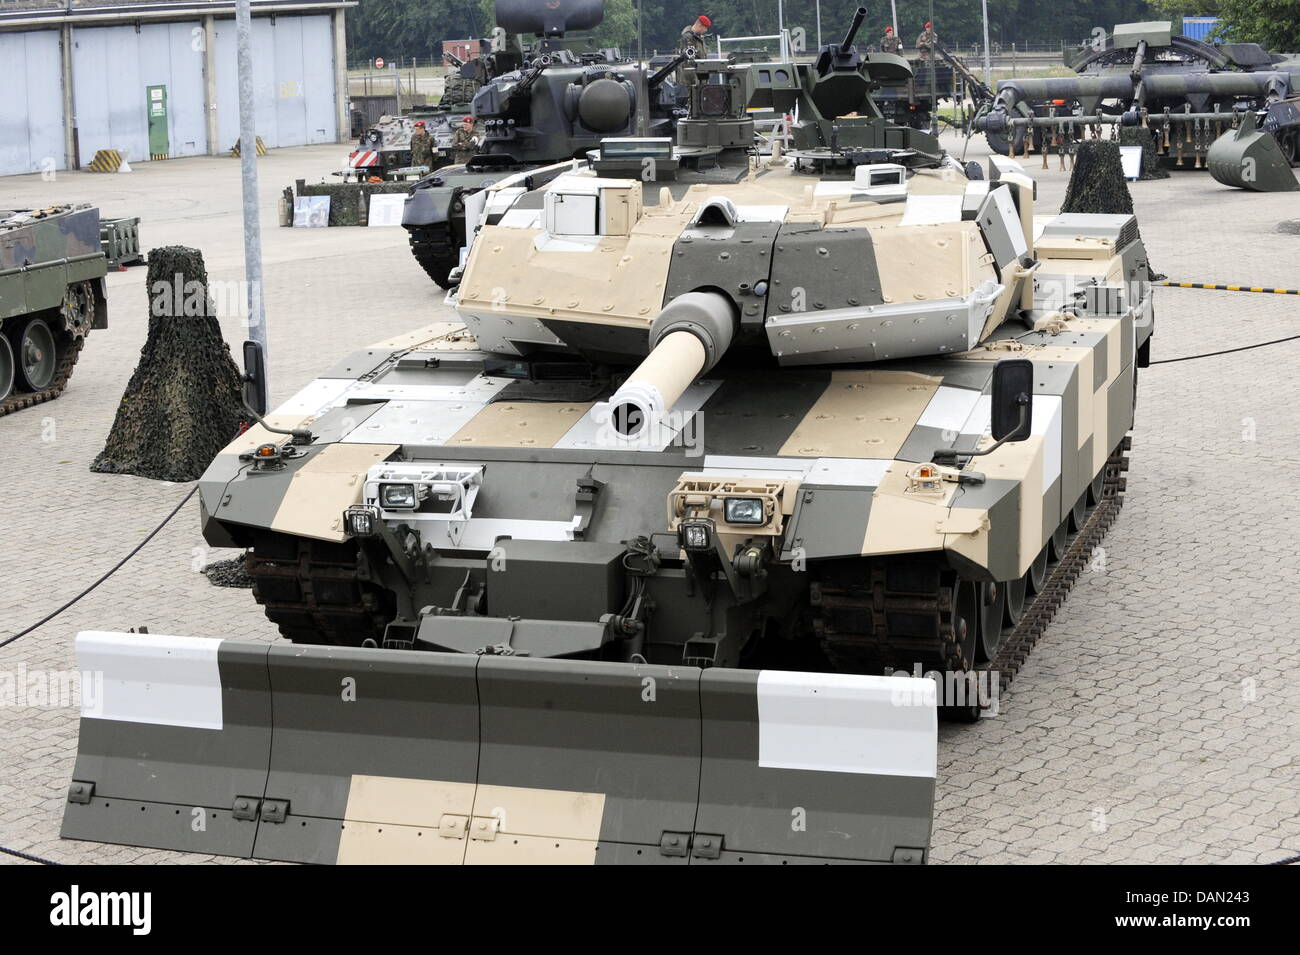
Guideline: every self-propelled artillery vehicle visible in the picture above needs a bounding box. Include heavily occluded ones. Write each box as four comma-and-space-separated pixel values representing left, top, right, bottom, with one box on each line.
62, 9, 1153, 867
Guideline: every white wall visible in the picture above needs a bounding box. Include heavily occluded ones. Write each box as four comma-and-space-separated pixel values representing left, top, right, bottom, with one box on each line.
0, 30, 65, 176
214, 14, 336, 150
1, 12, 339, 175
71, 21, 209, 163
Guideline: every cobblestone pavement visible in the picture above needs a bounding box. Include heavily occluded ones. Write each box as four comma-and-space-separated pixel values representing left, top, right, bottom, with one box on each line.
1, 138, 1297, 865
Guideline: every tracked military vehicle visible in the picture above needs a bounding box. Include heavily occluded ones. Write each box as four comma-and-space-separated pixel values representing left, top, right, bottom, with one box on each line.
349, 114, 453, 181
63, 9, 1153, 866
0, 205, 108, 415
217, 8, 1152, 680
402, 0, 688, 289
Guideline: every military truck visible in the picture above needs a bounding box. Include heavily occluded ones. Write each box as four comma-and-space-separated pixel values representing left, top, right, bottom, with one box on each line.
402, 0, 689, 289
63, 8, 1153, 866
0, 205, 108, 414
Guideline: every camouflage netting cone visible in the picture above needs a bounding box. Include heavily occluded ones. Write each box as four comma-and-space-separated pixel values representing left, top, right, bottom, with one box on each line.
1060, 140, 1134, 215
1061, 140, 1163, 280
1118, 127, 1170, 181
91, 246, 247, 482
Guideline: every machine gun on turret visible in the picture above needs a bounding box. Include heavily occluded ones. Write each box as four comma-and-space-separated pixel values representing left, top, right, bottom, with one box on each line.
649, 50, 691, 89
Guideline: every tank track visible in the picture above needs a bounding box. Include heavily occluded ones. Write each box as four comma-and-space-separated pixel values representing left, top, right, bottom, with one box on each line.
409, 234, 458, 289
246, 533, 395, 645
0, 331, 85, 418
812, 437, 1131, 697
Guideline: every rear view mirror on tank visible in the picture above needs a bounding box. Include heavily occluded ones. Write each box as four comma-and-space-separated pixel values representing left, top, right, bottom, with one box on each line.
242, 340, 267, 416
991, 358, 1033, 441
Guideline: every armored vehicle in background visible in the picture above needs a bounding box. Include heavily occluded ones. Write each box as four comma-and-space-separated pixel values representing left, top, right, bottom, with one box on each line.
981, 21, 1300, 167
0, 205, 108, 414
873, 44, 991, 134
402, 0, 689, 289
349, 114, 454, 181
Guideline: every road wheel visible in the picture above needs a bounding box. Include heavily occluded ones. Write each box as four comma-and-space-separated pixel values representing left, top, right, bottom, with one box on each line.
1004, 573, 1028, 626
977, 580, 1006, 663
0, 335, 13, 401
11, 317, 57, 391
1048, 517, 1069, 562
1027, 544, 1050, 594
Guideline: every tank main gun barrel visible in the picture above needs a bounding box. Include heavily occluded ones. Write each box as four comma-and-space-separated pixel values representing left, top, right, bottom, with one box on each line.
842, 6, 868, 51
649, 51, 690, 89
604, 291, 735, 437
609, 332, 707, 436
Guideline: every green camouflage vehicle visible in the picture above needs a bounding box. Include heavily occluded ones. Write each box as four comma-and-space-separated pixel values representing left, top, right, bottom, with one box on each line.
63, 8, 1153, 866
0, 205, 108, 415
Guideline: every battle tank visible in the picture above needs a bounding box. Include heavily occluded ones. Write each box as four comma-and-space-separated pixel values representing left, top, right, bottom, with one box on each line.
211, 7, 1154, 691
62, 9, 1152, 866
0, 205, 108, 414
402, 0, 689, 289
980, 21, 1300, 171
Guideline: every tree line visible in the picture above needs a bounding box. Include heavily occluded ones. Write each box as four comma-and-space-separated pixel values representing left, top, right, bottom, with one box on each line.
346, 0, 1298, 64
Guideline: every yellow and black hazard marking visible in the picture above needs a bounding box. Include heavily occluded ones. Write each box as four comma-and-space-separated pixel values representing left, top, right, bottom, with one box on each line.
230, 136, 267, 157
86, 150, 124, 172
1161, 281, 1300, 295
150, 153, 168, 161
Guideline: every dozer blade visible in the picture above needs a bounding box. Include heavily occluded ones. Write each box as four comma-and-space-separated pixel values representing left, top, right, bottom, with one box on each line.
1207, 112, 1299, 192
61, 632, 937, 864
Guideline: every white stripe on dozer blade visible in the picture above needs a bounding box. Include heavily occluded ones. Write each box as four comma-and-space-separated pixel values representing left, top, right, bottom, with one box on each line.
756, 671, 936, 778
76, 631, 224, 730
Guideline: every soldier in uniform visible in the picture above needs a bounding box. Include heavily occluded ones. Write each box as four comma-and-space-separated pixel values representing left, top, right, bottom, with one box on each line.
452, 115, 479, 165
679, 14, 711, 59
409, 120, 434, 171
881, 25, 902, 54
916, 21, 936, 58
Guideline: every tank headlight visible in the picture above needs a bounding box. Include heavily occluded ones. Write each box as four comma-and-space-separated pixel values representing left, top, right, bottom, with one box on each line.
344, 504, 379, 538
380, 483, 419, 509
724, 497, 765, 525
679, 520, 712, 551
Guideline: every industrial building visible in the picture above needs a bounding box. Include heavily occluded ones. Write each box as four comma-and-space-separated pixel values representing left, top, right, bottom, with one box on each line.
0, 0, 355, 176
